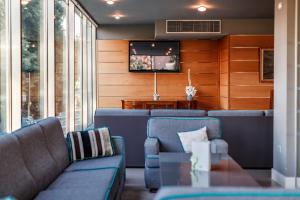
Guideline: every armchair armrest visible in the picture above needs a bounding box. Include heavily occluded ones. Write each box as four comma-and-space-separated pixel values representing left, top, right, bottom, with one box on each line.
111, 136, 125, 156
144, 137, 160, 156
210, 139, 228, 154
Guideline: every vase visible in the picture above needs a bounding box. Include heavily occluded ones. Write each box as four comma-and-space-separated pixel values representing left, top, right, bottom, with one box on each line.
187, 95, 193, 101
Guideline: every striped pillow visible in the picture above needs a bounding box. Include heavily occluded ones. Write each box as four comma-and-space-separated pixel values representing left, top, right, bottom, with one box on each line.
66, 128, 114, 162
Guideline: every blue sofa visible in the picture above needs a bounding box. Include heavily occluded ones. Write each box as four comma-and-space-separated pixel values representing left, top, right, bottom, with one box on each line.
208, 110, 273, 168
94, 109, 206, 167
154, 187, 300, 200
94, 108, 273, 169
144, 117, 228, 189
0, 117, 125, 200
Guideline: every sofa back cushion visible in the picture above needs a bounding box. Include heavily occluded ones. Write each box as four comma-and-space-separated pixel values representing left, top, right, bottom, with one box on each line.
0, 134, 38, 200
147, 117, 221, 152
38, 117, 69, 171
208, 110, 264, 117
95, 108, 150, 116
150, 109, 206, 117
14, 124, 60, 191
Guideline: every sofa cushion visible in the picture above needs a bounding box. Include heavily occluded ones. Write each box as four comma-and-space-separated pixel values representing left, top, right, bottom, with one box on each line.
47, 168, 120, 200
0, 134, 38, 200
210, 139, 228, 154
65, 155, 123, 172
35, 188, 109, 200
38, 117, 70, 172
208, 110, 264, 116
154, 187, 300, 200
95, 108, 150, 116
14, 124, 60, 191
66, 128, 114, 161
177, 127, 208, 153
150, 109, 206, 117
148, 117, 221, 152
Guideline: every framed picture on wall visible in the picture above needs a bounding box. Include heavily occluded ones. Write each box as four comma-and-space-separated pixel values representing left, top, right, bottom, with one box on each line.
260, 49, 274, 82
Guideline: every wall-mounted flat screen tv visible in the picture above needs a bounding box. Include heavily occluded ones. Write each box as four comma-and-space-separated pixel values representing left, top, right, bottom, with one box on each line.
129, 41, 180, 72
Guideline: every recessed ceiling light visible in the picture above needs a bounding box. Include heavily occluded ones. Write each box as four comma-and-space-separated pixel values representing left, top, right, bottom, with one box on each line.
197, 6, 207, 12
114, 15, 121, 20
106, 0, 115, 5
21, 0, 30, 5
277, 2, 283, 10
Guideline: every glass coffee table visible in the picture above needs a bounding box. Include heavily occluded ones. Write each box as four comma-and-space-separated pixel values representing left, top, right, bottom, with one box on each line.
159, 152, 259, 187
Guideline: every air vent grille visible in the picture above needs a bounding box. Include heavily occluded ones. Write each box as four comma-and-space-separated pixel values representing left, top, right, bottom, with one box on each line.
166, 20, 221, 33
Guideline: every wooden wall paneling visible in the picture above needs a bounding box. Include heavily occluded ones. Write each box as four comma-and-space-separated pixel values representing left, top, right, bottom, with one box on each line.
230, 98, 271, 110
97, 40, 128, 51
230, 85, 273, 98
230, 61, 259, 72
230, 35, 274, 48
96, 36, 274, 110
219, 36, 230, 109
227, 35, 274, 110
97, 40, 220, 109
180, 62, 219, 74
230, 72, 261, 85
230, 47, 260, 61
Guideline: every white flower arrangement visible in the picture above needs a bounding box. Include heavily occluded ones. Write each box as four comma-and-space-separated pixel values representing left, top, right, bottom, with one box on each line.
186, 86, 197, 97
186, 68, 197, 98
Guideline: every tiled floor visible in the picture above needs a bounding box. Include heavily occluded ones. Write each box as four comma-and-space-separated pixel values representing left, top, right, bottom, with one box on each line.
122, 168, 280, 200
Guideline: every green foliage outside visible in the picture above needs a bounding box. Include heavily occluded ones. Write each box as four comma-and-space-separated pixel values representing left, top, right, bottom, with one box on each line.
22, 0, 65, 73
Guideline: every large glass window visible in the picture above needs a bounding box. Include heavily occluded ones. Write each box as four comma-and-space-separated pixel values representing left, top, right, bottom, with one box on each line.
87, 21, 93, 126
21, 0, 45, 126
1, 0, 96, 132
55, 0, 68, 132
74, 10, 82, 131
0, 0, 7, 132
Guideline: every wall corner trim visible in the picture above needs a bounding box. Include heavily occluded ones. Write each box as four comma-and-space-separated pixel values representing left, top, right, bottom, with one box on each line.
271, 168, 297, 188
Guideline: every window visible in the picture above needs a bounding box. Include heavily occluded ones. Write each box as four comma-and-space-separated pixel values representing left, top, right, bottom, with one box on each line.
21, 0, 45, 126
55, 0, 68, 132
74, 10, 82, 131
0, 0, 7, 132
1, 0, 96, 132
87, 21, 93, 126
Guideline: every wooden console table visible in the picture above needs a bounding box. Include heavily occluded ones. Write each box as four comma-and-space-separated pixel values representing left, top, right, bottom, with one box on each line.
121, 100, 198, 110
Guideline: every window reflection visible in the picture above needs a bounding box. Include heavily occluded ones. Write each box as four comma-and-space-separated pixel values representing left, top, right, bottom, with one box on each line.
21, 0, 45, 126
0, 0, 7, 133
74, 10, 82, 131
55, 0, 68, 132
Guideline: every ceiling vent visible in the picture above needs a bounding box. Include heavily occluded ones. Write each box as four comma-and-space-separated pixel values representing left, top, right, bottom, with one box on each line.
166, 20, 221, 34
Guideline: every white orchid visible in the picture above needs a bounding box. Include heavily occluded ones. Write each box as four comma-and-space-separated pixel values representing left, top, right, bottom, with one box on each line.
185, 86, 197, 97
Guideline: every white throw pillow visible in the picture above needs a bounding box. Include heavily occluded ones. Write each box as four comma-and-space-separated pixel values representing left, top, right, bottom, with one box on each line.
177, 127, 208, 153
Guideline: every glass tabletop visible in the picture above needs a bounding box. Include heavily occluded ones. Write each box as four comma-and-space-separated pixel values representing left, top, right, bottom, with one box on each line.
159, 152, 260, 188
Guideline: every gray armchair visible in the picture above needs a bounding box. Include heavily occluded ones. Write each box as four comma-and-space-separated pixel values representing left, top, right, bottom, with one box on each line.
144, 117, 228, 189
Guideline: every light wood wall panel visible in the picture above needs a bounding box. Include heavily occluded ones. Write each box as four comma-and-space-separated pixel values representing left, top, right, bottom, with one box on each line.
219, 36, 230, 109
96, 36, 274, 110
228, 35, 274, 110
97, 40, 220, 110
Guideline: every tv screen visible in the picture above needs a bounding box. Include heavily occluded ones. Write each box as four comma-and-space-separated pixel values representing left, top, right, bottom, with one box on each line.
129, 41, 180, 72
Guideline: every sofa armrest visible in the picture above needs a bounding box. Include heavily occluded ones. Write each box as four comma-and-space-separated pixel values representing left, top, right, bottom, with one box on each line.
145, 137, 160, 155
111, 136, 125, 156
210, 139, 228, 154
